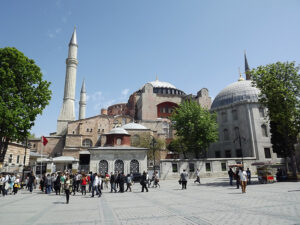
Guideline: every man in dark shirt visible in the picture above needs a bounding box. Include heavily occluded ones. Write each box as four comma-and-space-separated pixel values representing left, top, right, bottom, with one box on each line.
110, 172, 117, 193
28, 172, 35, 193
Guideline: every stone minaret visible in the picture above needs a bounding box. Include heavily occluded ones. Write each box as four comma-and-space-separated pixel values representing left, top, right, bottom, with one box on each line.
57, 28, 78, 135
79, 79, 86, 120
244, 51, 251, 80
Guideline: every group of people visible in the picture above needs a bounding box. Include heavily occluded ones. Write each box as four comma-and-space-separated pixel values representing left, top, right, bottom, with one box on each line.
2, 170, 160, 204
0, 173, 21, 196
228, 167, 251, 193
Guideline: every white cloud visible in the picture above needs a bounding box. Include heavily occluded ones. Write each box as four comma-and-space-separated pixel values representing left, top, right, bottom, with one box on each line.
87, 91, 103, 102
121, 88, 129, 96
47, 27, 62, 39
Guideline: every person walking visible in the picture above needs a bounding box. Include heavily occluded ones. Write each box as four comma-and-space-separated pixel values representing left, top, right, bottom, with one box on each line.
228, 168, 234, 186
194, 169, 201, 184
141, 171, 148, 192
119, 173, 125, 193
60, 173, 65, 194
13, 175, 20, 195
28, 172, 35, 193
54, 174, 61, 195
0, 174, 3, 195
154, 171, 160, 188
180, 169, 188, 190
91, 173, 98, 197
125, 174, 132, 192
246, 168, 251, 185
110, 172, 117, 193
239, 167, 248, 193
97, 173, 102, 197
235, 168, 240, 189
64, 175, 71, 204
45, 174, 52, 194
81, 174, 87, 195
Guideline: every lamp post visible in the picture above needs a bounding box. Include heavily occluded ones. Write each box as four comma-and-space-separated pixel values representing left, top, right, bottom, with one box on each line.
233, 129, 246, 165
151, 136, 157, 170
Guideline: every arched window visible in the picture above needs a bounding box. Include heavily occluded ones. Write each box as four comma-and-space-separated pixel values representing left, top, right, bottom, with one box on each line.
224, 129, 229, 141
99, 160, 108, 175
261, 124, 268, 137
82, 139, 93, 147
130, 159, 139, 173
131, 134, 140, 146
114, 160, 124, 173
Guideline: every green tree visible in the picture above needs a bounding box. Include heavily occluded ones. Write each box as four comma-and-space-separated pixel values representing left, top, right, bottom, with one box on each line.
167, 137, 188, 159
170, 100, 218, 158
251, 62, 300, 177
0, 47, 51, 163
131, 133, 165, 165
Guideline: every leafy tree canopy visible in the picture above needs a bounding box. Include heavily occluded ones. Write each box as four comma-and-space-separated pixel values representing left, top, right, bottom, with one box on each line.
251, 62, 300, 175
170, 100, 218, 158
0, 47, 51, 162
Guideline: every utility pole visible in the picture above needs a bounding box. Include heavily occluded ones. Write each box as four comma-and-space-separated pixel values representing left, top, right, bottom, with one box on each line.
234, 129, 246, 165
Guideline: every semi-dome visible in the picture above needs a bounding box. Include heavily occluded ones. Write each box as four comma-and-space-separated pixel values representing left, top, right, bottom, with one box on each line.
107, 127, 129, 135
211, 80, 260, 110
122, 123, 148, 130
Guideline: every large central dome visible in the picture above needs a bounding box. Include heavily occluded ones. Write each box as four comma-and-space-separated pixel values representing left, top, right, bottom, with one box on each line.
148, 79, 176, 89
211, 80, 260, 110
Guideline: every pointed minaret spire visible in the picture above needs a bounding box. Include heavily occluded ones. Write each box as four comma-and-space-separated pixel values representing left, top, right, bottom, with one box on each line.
57, 29, 79, 135
244, 50, 251, 80
69, 27, 78, 46
79, 79, 86, 120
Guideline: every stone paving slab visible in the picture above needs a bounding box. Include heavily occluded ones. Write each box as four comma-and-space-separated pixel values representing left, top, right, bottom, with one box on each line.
0, 177, 300, 225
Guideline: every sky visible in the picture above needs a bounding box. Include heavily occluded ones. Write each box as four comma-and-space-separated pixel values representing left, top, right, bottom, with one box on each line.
1, 0, 300, 137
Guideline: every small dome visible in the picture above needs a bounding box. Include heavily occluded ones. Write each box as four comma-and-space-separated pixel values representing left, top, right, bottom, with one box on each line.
107, 127, 129, 135
122, 123, 148, 130
211, 80, 260, 110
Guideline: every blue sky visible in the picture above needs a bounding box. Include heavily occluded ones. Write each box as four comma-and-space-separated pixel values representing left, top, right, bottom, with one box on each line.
1, 0, 300, 137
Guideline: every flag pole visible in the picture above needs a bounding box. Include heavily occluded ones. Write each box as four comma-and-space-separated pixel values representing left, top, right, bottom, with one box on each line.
41, 136, 43, 178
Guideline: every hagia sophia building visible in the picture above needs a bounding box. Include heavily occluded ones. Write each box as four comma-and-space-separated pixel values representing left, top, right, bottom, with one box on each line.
28, 28, 284, 178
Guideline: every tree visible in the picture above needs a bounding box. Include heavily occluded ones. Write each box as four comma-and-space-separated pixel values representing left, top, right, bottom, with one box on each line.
167, 137, 188, 159
131, 133, 165, 163
251, 62, 300, 177
0, 47, 51, 163
170, 100, 218, 158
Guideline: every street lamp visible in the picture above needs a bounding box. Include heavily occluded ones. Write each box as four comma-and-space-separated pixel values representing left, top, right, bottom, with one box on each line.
150, 136, 157, 170
233, 129, 246, 165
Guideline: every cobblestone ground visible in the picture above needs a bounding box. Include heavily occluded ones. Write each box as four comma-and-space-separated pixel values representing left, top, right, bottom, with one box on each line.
0, 177, 300, 225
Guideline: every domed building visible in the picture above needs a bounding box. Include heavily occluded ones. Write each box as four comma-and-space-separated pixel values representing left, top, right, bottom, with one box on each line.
160, 58, 284, 179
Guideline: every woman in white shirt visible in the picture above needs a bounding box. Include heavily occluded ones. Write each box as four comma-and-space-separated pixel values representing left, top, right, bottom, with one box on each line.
239, 167, 248, 193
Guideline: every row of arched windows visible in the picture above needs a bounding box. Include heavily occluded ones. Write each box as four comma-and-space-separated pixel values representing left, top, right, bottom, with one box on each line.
223, 125, 268, 141
98, 159, 139, 174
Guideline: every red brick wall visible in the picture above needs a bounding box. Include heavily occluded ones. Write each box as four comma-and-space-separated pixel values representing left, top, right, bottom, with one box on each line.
157, 102, 178, 118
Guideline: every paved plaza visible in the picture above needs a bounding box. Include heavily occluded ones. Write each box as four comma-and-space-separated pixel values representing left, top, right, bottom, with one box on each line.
0, 177, 300, 225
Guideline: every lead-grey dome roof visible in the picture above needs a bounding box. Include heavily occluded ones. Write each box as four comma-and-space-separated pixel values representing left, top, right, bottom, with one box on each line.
122, 123, 148, 130
107, 127, 129, 135
211, 80, 260, 110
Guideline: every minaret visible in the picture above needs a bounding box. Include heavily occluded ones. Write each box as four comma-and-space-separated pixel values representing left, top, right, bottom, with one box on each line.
244, 51, 251, 80
57, 28, 78, 135
79, 79, 86, 120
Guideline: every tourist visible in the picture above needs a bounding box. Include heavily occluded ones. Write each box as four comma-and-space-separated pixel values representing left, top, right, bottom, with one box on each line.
54, 173, 61, 195
239, 167, 248, 193
51, 173, 56, 191
141, 171, 148, 192
60, 173, 65, 194
228, 168, 234, 186
28, 172, 35, 193
40, 174, 45, 192
119, 172, 125, 193
64, 175, 71, 204
246, 168, 251, 184
75, 173, 81, 192
81, 174, 87, 195
180, 169, 188, 190
0, 174, 3, 195
87, 172, 92, 193
116, 172, 121, 190
146, 172, 151, 188
110, 172, 117, 193
13, 175, 20, 195
97, 173, 102, 197
194, 169, 201, 184
154, 171, 160, 188
91, 173, 98, 197
125, 174, 132, 192
45, 174, 52, 194
235, 168, 240, 189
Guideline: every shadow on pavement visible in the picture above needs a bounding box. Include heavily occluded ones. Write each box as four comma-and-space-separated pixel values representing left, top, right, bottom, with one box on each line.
53, 202, 65, 204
